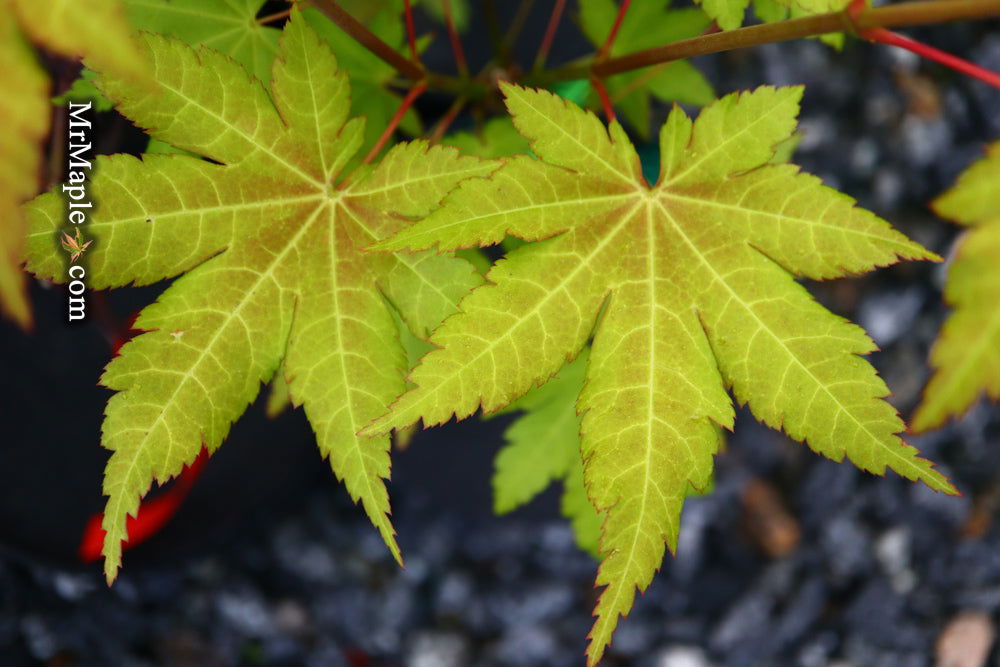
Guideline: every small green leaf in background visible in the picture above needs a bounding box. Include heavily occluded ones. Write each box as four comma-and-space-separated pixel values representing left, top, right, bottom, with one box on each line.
52, 69, 113, 112
444, 118, 531, 158
123, 0, 281, 81
913, 140, 1000, 432
3, 0, 147, 328
0, 13, 48, 328
579, 0, 714, 138
490, 352, 601, 556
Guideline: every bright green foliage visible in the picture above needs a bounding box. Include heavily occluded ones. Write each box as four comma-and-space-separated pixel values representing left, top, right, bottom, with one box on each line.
57, 1, 279, 120
697, 0, 750, 31
579, 0, 713, 137
444, 118, 531, 159
913, 141, 1000, 432
52, 69, 113, 112
24, 12, 491, 583
0, 12, 48, 328
751, 0, 848, 48
420, 0, 471, 31
702, 0, 849, 31
492, 352, 601, 556
12, 0, 147, 83
2, 0, 147, 328
122, 0, 281, 82
786, 0, 850, 13
364, 83, 957, 664
302, 6, 422, 155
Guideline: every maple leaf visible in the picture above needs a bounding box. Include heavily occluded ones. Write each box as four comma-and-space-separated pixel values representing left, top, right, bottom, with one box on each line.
302, 5, 424, 154
0, 13, 47, 328
62, 1, 420, 158
2, 0, 147, 328
912, 140, 1000, 432
579, 0, 714, 136
750, 0, 849, 48
363, 83, 958, 664
700, 0, 849, 31
24, 11, 491, 583
492, 352, 602, 556
60, 227, 94, 263
12, 0, 147, 83
121, 0, 281, 82
444, 118, 531, 159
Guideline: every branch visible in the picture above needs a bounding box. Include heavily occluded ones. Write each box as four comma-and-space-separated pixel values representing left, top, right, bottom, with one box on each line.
534, 0, 567, 71
444, 0, 469, 77
363, 81, 428, 163
529, 0, 1000, 84
403, 0, 420, 62
310, 0, 425, 81
597, 0, 631, 61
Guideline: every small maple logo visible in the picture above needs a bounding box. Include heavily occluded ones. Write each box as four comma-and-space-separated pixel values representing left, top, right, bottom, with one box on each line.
60, 227, 93, 262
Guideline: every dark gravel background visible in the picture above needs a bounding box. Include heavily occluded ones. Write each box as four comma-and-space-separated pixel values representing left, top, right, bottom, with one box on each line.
2, 3, 1000, 666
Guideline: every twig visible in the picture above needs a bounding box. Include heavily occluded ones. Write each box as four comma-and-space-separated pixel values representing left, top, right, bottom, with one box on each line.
403, 0, 420, 62
501, 0, 536, 64
867, 29, 1000, 89
533, 0, 566, 71
310, 0, 424, 81
609, 22, 718, 102
847, 0, 1000, 89
482, 0, 505, 64
528, 0, 1000, 84
443, 0, 469, 77
430, 96, 468, 142
257, 7, 292, 25
592, 78, 616, 122
597, 0, 632, 60
363, 81, 428, 163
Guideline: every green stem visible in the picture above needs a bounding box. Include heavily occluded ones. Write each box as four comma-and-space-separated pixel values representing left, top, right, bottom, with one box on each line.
528, 0, 1000, 84
482, 0, 506, 65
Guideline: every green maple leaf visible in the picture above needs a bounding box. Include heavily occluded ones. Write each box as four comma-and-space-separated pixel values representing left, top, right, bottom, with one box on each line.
302, 5, 423, 154
492, 351, 601, 556
419, 0, 471, 32
2, 0, 147, 328
122, 0, 281, 82
63, 1, 420, 158
579, 0, 714, 137
698, 0, 750, 31
0, 13, 48, 328
701, 0, 849, 31
363, 83, 958, 664
444, 118, 531, 159
913, 141, 1000, 432
24, 11, 491, 583
751, 0, 849, 48
12, 0, 147, 83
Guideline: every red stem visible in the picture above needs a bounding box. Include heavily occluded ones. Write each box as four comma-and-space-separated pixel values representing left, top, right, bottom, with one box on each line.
598, 0, 632, 60
847, 0, 1000, 89
311, 0, 425, 81
257, 7, 292, 25
430, 96, 467, 142
363, 81, 428, 163
403, 0, 420, 63
592, 77, 616, 122
534, 0, 567, 71
443, 0, 469, 77
865, 27, 1000, 89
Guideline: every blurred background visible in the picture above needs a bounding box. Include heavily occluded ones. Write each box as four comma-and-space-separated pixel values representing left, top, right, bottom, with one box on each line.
2, 1, 1000, 665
